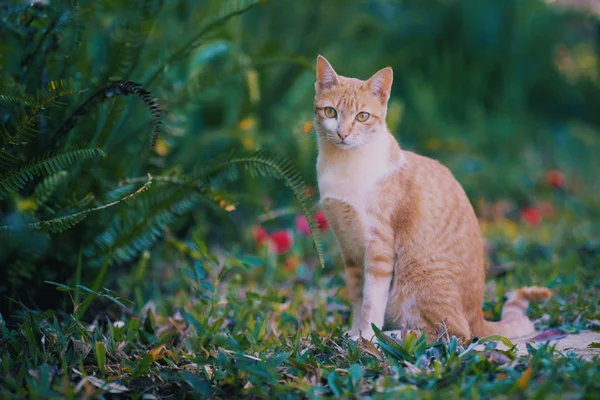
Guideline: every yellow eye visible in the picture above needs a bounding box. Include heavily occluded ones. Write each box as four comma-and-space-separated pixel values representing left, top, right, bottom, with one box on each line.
356, 112, 370, 122
324, 107, 337, 118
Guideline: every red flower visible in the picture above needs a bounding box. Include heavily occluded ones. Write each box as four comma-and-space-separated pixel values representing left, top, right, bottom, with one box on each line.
295, 215, 311, 236
270, 230, 293, 254
253, 226, 270, 247
546, 170, 565, 188
521, 207, 542, 226
315, 211, 328, 231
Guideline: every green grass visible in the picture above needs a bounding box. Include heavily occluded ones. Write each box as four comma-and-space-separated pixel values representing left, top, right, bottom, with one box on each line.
1, 210, 599, 399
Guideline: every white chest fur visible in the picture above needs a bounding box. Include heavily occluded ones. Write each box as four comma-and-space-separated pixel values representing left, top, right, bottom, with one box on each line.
316, 132, 403, 214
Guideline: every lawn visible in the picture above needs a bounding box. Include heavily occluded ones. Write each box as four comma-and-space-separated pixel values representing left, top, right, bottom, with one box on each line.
2, 197, 600, 398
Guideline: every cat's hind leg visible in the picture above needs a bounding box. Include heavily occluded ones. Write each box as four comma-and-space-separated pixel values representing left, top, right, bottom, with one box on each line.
420, 301, 471, 340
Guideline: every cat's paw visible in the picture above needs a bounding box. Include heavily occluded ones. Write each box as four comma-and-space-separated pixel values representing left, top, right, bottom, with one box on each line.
361, 330, 376, 342
345, 329, 360, 338
345, 330, 363, 342
346, 329, 376, 342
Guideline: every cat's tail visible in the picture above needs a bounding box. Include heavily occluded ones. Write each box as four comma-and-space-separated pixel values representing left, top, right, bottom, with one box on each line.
475, 286, 552, 339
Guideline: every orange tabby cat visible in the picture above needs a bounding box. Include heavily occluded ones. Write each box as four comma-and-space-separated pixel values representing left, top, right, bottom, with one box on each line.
313, 55, 551, 341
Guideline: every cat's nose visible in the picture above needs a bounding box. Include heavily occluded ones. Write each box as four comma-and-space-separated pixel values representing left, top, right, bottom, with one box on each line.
337, 131, 349, 140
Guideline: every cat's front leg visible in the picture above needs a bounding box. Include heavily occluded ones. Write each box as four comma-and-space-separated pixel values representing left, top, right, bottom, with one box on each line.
344, 263, 364, 337
357, 231, 395, 341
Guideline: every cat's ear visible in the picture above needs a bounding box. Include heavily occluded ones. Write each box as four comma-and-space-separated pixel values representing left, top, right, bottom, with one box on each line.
366, 67, 393, 105
315, 55, 339, 93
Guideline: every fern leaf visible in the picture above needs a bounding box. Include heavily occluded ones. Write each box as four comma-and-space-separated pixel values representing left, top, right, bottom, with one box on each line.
0, 92, 36, 108
38, 212, 89, 233
0, 79, 82, 167
54, 1, 84, 59
121, 174, 209, 193
195, 149, 326, 268
31, 171, 69, 205
112, 2, 162, 80
53, 81, 162, 148
86, 185, 199, 264
0, 149, 105, 199
0, 174, 153, 233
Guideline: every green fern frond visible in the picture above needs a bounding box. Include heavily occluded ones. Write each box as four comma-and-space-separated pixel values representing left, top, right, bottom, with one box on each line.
37, 212, 90, 233
0, 92, 36, 108
145, 0, 262, 86
53, 81, 162, 148
125, 150, 326, 267
195, 149, 326, 268
112, 2, 162, 80
0, 79, 82, 167
31, 171, 69, 205
87, 186, 199, 264
122, 174, 209, 193
54, 1, 84, 59
0, 148, 105, 199
0, 174, 153, 233
0, 132, 19, 168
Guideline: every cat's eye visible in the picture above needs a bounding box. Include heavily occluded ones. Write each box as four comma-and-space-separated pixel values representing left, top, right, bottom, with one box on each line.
324, 107, 337, 118
356, 112, 370, 122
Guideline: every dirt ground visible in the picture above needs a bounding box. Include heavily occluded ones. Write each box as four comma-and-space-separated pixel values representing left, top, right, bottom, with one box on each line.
474, 331, 600, 360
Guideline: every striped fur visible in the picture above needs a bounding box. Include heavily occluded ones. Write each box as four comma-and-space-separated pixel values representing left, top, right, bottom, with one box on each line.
314, 55, 551, 341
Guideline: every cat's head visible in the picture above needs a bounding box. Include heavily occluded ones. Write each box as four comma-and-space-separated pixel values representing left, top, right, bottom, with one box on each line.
313, 55, 393, 149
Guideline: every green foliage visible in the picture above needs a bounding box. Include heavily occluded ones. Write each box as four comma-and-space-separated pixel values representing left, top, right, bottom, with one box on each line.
192, 149, 325, 268
0, 80, 81, 168
0, 148, 105, 198
2, 173, 153, 233
0, 92, 36, 108
31, 171, 69, 205
145, 0, 263, 87
1, 222, 599, 398
0, 0, 324, 300
54, 80, 163, 148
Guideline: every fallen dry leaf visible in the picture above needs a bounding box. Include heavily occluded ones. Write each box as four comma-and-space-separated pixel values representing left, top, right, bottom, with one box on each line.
72, 368, 129, 394
517, 367, 534, 389
485, 350, 511, 365
149, 344, 167, 361
532, 328, 568, 342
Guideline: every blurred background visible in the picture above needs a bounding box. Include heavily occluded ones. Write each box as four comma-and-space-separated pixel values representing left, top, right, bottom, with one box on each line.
1, 0, 599, 313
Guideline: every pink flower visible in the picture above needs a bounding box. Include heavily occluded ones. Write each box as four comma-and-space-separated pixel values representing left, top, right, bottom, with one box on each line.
295, 215, 311, 236
295, 211, 329, 235
315, 211, 328, 231
270, 230, 293, 254
521, 207, 541, 227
